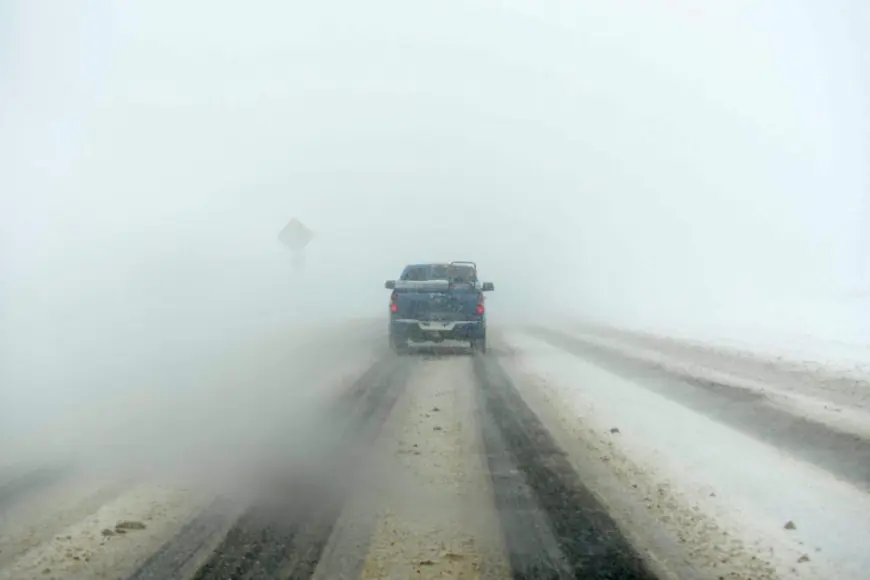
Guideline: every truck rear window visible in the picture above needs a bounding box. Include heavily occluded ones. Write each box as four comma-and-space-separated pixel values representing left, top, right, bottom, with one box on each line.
402, 264, 476, 283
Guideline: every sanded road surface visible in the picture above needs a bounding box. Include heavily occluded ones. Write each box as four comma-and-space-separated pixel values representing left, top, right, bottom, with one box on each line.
149, 348, 656, 579
3, 333, 766, 580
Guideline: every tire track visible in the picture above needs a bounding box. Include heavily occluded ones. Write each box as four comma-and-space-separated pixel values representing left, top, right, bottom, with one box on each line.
129, 353, 413, 580
473, 353, 658, 580
125, 497, 242, 580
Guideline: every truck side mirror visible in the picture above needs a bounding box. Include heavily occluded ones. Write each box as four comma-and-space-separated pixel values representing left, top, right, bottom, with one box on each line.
482, 282, 494, 291
385, 280, 396, 289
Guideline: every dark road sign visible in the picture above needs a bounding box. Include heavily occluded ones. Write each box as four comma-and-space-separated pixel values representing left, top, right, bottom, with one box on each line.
279, 218, 314, 251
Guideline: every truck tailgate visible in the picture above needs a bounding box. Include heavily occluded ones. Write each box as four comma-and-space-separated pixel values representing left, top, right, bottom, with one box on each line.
396, 289, 479, 321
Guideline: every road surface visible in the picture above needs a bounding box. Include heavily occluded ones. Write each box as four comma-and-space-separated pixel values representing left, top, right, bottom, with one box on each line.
2, 324, 869, 579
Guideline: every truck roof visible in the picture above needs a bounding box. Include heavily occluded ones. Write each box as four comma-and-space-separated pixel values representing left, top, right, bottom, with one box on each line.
403, 261, 477, 270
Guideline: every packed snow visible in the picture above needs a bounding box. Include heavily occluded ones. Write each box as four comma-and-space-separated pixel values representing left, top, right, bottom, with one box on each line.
503, 330, 870, 580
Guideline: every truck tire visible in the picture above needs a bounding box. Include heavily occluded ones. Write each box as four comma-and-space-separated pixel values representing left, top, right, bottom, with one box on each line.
471, 336, 487, 355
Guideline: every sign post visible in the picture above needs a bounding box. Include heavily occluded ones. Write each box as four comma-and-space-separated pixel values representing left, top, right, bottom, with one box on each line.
278, 218, 314, 271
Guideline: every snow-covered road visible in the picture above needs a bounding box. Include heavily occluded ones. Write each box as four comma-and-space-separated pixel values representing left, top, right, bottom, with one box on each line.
2, 323, 868, 579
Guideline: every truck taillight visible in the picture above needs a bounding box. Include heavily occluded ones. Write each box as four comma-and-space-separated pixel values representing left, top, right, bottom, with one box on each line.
476, 293, 484, 315
390, 291, 398, 313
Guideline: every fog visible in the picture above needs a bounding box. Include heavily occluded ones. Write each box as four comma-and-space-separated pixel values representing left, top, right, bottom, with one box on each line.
1, 1, 868, 474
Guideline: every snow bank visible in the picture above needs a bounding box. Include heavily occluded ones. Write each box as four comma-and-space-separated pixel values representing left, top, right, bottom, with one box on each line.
557, 293, 870, 376
535, 326, 870, 440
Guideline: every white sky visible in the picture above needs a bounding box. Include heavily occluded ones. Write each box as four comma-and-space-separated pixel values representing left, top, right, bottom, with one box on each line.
1, 1, 868, 429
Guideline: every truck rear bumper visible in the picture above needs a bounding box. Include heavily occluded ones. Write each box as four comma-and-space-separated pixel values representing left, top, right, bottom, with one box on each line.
390, 319, 485, 342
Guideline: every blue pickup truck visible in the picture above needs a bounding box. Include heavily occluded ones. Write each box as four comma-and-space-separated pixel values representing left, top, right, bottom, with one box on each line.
385, 261, 495, 354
